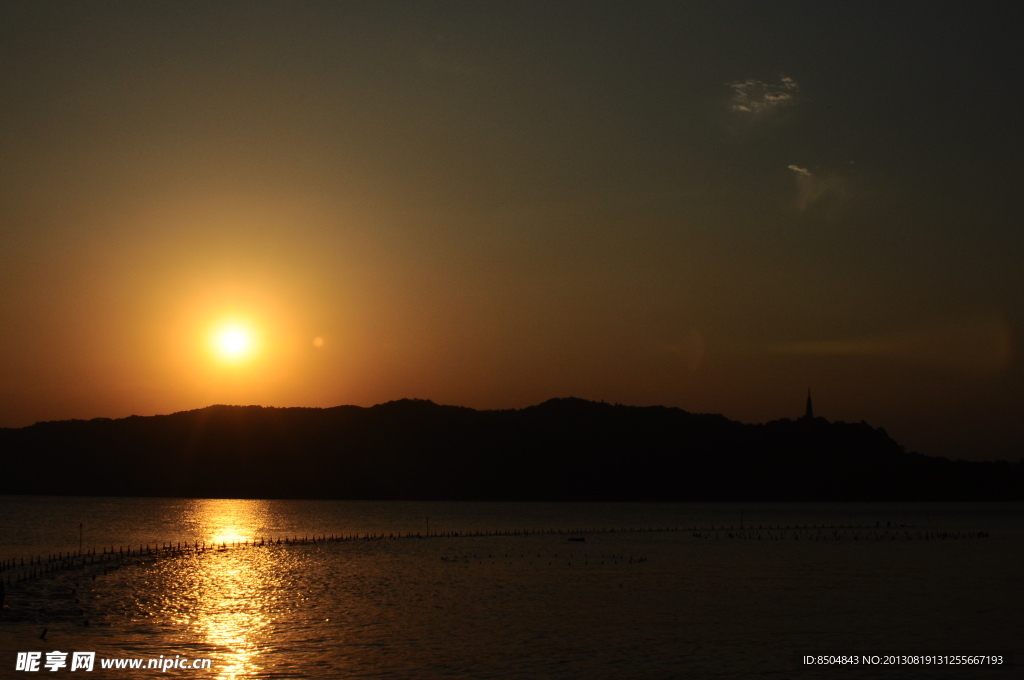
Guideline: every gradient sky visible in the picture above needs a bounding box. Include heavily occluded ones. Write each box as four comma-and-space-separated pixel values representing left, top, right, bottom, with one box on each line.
2, 2, 1022, 461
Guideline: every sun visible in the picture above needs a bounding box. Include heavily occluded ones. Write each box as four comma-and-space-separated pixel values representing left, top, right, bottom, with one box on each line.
211, 323, 257, 363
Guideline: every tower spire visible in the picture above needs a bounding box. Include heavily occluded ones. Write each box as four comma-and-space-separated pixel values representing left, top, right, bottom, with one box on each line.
805, 389, 814, 420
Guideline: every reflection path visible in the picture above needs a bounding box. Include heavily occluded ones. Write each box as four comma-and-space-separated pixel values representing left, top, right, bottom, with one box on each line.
180, 500, 272, 679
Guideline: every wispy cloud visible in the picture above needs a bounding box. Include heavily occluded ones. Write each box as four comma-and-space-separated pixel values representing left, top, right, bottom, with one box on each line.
787, 164, 849, 211
728, 75, 799, 116
768, 317, 1013, 376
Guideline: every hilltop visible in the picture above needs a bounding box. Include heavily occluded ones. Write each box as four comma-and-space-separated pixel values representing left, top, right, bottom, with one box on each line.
1, 398, 1020, 500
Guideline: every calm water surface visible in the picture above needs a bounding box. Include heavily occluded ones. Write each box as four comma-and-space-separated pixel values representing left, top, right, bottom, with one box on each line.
1, 497, 1021, 679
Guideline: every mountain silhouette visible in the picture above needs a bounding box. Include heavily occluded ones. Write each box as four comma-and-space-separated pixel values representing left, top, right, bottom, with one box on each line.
1, 398, 1019, 500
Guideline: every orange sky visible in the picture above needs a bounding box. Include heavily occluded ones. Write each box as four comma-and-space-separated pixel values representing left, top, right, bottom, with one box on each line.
1, 3, 1021, 461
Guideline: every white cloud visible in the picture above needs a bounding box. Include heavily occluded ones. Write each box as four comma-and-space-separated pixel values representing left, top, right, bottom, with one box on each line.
728, 76, 799, 116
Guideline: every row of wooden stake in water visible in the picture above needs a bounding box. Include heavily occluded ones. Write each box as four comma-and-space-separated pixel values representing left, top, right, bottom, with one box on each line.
1, 521, 986, 589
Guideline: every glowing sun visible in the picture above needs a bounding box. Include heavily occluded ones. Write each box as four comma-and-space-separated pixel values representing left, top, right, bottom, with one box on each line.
211, 323, 257, 363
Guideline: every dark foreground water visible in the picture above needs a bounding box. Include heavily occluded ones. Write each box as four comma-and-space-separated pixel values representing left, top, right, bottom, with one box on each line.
1, 497, 1021, 679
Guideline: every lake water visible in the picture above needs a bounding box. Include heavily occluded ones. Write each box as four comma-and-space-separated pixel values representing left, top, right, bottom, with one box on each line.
1, 497, 1021, 678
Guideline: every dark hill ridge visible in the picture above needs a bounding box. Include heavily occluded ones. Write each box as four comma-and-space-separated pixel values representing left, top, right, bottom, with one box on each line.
1, 398, 1020, 500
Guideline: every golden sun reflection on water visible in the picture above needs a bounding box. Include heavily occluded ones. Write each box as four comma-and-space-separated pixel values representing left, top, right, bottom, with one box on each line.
210, 528, 250, 546
185, 499, 276, 679
190, 498, 264, 546
192, 557, 270, 679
